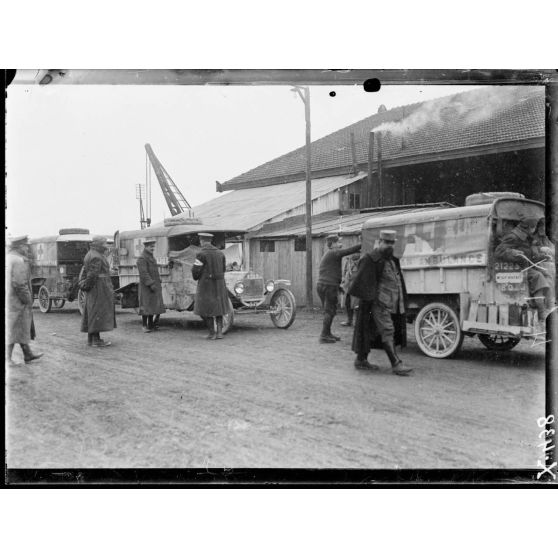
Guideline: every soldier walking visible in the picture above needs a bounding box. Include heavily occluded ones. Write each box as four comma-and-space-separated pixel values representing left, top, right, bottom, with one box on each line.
349, 230, 412, 376
316, 234, 361, 343
80, 235, 116, 347
192, 232, 230, 340
136, 238, 166, 333
6, 235, 43, 365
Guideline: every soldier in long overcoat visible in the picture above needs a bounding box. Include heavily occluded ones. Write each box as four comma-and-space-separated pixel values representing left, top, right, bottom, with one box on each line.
136, 238, 166, 333
192, 232, 230, 340
80, 235, 116, 347
349, 230, 411, 376
6, 235, 43, 365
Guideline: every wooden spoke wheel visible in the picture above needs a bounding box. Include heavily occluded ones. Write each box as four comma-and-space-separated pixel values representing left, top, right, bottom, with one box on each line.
38, 286, 52, 313
52, 299, 65, 309
269, 289, 297, 329
414, 302, 464, 358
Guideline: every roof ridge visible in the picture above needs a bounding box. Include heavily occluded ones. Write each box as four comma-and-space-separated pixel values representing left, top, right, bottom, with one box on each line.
222, 85, 544, 188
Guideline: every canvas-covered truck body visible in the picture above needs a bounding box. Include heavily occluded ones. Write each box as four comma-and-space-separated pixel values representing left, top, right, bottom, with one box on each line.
114, 216, 296, 332
361, 194, 552, 358
28, 228, 92, 312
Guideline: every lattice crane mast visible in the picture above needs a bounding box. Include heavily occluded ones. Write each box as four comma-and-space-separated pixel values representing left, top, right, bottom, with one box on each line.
145, 143, 192, 217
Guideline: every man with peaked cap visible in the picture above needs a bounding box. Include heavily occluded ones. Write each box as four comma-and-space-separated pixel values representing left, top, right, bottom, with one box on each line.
495, 216, 553, 325
6, 235, 43, 365
136, 238, 166, 333
316, 233, 361, 343
192, 232, 230, 340
349, 229, 412, 376
80, 235, 116, 347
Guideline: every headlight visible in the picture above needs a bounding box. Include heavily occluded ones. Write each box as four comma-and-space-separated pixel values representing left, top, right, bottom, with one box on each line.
234, 282, 245, 295
265, 280, 275, 293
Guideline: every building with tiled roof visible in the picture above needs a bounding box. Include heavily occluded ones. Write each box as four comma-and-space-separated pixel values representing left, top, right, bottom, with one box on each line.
219, 85, 544, 195
194, 85, 546, 306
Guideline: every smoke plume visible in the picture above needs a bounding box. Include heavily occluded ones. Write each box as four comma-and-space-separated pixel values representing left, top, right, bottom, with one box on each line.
372, 86, 538, 137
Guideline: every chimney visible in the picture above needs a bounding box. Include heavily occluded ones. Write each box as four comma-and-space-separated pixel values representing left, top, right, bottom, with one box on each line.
377, 132, 383, 206
367, 131, 375, 208
350, 131, 358, 176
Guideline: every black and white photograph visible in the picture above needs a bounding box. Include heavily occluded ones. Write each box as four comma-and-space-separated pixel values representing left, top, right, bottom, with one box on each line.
4, 69, 557, 482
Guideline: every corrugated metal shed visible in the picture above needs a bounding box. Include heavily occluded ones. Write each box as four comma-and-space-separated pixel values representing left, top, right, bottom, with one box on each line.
192, 173, 366, 231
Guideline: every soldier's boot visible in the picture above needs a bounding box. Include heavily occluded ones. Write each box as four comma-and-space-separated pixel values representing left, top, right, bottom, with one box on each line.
152, 315, 160, 330
92, 332, 111, 347
147, 315, 155, 332
142, 315, 152, 333
215, 316, 224, 339
319, 314, 337, 343
87, 333, 94, 346
206, 317, 216, 340
532, 289, 549, 328
354, 352, 379, 371
382, 340, 412, 376
6, 344, 18, 365
21, 344, 43, 364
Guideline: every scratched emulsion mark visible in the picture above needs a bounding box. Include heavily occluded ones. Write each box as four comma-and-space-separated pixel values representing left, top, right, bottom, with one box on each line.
530, 305, 557, 348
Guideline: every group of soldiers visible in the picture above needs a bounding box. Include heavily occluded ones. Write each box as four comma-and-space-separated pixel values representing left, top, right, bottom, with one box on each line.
6, 231, 230, 364
316, 230, 412, 377
7, 215, 555, 368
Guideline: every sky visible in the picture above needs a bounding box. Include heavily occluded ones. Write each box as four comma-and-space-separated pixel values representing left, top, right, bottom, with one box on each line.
6, 82, 481, 238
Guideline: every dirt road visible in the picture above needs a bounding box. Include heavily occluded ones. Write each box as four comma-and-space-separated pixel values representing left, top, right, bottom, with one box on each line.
6, 303, 546, 469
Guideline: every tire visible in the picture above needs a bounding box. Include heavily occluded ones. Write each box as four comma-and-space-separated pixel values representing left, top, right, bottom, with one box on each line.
222, 298, 234, 334
414, 302, 464, 358
38, 286, 52, 313
59, 228, 90, 235
478, 334, 520, 351
77, 289, 86, 316
269, 289, 297, 329
52, 299, 65, 309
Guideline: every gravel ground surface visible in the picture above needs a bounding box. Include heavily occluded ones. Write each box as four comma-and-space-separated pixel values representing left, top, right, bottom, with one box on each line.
6, 302, 546, 469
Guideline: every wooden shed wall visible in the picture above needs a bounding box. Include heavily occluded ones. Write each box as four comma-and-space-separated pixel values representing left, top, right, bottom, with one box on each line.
249, 233, 361, 307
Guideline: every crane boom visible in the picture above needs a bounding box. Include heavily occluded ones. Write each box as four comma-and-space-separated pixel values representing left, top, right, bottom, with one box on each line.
144, 143, 192, 216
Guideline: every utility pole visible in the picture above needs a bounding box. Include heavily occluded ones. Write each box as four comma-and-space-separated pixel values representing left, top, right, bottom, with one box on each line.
292, 85, 313, 308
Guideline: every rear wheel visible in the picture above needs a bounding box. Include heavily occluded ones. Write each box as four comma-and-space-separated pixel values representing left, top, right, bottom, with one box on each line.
52, 299, 65, 309
38, 286, 52, 313
415, 302, 464, 358
269, 289, 296, 329
77, 289, 86, 316
478, 334, 520, 351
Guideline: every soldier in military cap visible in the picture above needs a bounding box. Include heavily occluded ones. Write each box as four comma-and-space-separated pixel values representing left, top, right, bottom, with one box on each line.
80, 235, 116, 347
6, 235, 43, 365
495, 216, 553, 325
316, 233, 361, 343
349, 229, 412, 376
136, 238, 166, 333
192, 232, 230, 340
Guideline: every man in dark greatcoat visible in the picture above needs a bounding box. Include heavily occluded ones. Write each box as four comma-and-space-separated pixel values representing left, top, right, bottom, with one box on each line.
6, 235, 43, 365
316, 234, 361, 343
136, 238, 166, 333
80, 235, 116, 347
495, 216, 553, 325
192, 232, 230, 340
349, 229, 412, 376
